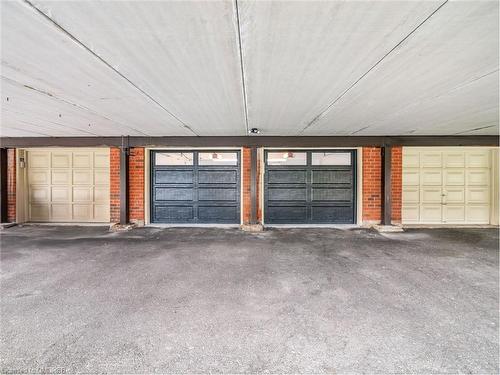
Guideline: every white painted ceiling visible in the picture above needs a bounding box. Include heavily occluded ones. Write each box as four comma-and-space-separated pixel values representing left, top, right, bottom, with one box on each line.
1, 0, 498, 137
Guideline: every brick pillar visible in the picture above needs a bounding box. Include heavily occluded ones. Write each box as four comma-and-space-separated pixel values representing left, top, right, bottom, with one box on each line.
7, 149, 16, 222
241, 147, 261, 225
362, 146, 402, 225
391, 147, 402, 223
362, 147, 382, 224
110, 147, 120, 223
129, 147, 145, 225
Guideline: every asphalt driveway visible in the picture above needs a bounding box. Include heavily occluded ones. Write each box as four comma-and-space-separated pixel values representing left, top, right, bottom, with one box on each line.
1, 225, 498, 374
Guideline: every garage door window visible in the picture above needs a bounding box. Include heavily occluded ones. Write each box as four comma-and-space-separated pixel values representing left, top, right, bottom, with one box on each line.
312, 152, 351, 165
199, 152, 238, 166
155, 152, 193, 166
267, 152, 307, 165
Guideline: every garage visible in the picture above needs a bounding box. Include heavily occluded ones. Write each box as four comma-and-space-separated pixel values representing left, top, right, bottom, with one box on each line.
264, 150, 356, 224
150, 150, 240, 224
402, 147, 496, 224
26, 149, 110, 222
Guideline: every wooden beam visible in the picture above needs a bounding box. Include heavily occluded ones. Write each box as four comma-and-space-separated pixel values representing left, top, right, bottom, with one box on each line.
119, 138, 129, 225
382, 146, 392, 225
1, 135, 498, 148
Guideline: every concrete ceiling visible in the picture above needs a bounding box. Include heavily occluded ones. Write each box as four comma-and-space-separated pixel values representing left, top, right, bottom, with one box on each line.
1, 0, 498, 137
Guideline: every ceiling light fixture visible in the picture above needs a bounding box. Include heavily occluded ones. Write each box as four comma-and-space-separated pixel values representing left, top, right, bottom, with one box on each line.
249, 128, 260, 134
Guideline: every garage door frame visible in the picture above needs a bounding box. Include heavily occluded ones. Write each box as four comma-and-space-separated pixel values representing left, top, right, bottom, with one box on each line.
149, 149, 242, 225
16, 147, 111, 223
402, 146, 498, 225
263, 149, 358, 225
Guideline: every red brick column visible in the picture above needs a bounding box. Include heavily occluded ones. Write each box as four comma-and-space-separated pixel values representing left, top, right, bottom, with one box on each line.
362, 147, 382, 223
362, 146, 403, 224
109, 148, 120, 223
129, 147, 145, 224
241, 147, 261, 225
391, 147, 402, 223
7, 149, 16, 222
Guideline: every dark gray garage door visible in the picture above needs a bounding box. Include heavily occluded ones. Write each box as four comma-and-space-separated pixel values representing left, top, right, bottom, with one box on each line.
151, 150, 240, 223
264, 150, 356, 224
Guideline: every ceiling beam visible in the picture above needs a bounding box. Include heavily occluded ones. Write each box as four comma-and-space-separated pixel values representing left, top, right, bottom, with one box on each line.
1, 136, 498, 148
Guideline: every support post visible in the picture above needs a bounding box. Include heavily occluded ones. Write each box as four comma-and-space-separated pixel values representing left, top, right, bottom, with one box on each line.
0, 148, 7, 223
120, 137, 129, 225
250, 146, 257, 224
382, 145, 392, 225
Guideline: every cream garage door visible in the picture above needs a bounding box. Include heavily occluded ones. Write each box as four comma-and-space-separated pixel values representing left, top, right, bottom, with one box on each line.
402, 148, 491, 224
27, 149, 110, 222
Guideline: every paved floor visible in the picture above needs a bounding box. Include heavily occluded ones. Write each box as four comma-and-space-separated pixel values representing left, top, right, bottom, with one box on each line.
1, 226, 498, 374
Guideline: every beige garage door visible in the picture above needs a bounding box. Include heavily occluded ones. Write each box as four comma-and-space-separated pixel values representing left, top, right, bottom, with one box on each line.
402, 147, 492, 224
27, 149, 110, 222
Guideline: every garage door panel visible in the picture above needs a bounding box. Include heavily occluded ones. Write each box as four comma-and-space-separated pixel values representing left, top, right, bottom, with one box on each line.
28, 152, 50, 168
422, 170, 442, 185
94, 170, 109, 185
73, 152, 93, 168
312, 188, 351, 201
30, 204, 49, 221
403, 153, 419, 168
443, 205, 465, 223
51, 186, 70, 202
94, 204, 110, 221
94, 153, 110, 168
420, 205, 442, 222
155, 170, 193, 184
73, 187, 93, 202
73, 170, 92, 185
467, 170, 489, 186
51, 152, 71, 168
267, 206, 308, 222
73, 204, 93, 221
155, 205, 194, 222
52, 170, 71, 185
467, 187, 489, 203
403, 187, 419, 203
267, 170, 307, 184
403, 171, 419, 186
444, 170, 465, 185
466, 205, 490, 223
444, 152, 465, 168
155, 187, 193, 201
312, 170, 351, 184
421, 187, 442, 203
311, 206, 353, 222
94, 187, 110, 203
30, 186, 49, 203
29, 170, 49, 184
198, 170, 237, 184
51, 204, 71, 220
198, 188, 237, 201
445, 188, 465, 203
27, 149, 110, 222
198, 206, 238, 222
402, 204, 419, 222
421, 152, 442, 168
268, 188, 306, 201
466, 151, 490, 168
